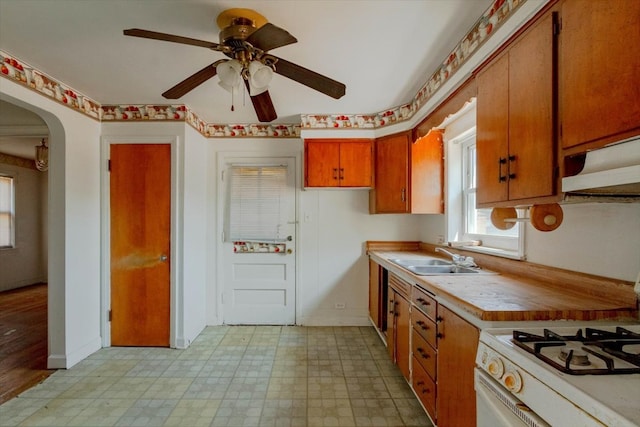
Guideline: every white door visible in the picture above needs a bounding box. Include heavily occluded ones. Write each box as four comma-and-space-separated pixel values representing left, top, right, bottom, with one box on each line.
220, 157, 296, 324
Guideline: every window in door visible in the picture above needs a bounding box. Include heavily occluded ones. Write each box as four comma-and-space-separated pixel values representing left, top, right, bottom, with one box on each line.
227, 165, 289, 243
0, 174, 15, 248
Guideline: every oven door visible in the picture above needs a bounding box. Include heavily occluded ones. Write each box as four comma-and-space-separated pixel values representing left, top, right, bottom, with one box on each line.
475, 369, 549, 427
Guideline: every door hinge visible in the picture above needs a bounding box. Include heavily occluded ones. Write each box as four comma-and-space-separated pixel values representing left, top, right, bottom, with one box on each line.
108, 159, 111, 171
108, 310, 112, 322
553, 17, 562, 35
221, 231, 225, 242
221, 170, 225, 181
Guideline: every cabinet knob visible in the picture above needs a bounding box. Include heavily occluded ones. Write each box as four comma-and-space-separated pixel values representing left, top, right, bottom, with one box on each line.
401, 188, 406, 202
417, 347, 430, 359
417, 297, 430, 306
416, 320, 429, 331
333, 168, 338, 180
339, 168, 344, 180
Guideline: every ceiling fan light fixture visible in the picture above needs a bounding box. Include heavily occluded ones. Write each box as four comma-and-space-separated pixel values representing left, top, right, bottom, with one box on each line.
248, 60, 273, 95
216, 59, 243, 92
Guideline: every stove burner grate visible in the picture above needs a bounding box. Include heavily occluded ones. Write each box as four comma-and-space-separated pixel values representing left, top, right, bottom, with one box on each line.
512, 327, 640, 375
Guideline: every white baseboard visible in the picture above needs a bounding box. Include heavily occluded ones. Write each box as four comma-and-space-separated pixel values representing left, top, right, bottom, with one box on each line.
48, 336, 102, 369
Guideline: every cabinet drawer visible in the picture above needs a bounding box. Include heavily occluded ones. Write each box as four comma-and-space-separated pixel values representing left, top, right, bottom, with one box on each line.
412, 356, 437, 422
411, 285, 436, 320
412, 329, 436, 380
412, 308, 437, 348
389, 273, 411, 298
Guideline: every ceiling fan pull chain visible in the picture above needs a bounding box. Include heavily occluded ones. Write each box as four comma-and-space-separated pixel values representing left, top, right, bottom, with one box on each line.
231, 86, 235, 112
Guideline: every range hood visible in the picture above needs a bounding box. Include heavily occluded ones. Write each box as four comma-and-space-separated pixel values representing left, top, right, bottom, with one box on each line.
562, 137, 640, 198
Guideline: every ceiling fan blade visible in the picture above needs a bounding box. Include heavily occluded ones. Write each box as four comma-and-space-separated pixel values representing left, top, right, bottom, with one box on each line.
162, 62, 219, 99
246, 23, 297, 52
272, 57, 346, 99
124, 28, 221, 50
244, 80, 277, 122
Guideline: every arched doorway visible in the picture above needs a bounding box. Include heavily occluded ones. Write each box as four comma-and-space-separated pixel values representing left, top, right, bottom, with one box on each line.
0, 99, 53, 402
0, 92, 67, 372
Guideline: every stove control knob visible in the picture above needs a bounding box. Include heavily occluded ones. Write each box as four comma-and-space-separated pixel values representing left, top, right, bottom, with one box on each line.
503, 370, 523, 393
487, 357, 504, 378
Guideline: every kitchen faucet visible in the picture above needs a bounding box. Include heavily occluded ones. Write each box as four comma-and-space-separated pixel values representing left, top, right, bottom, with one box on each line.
435, 247, 478, 268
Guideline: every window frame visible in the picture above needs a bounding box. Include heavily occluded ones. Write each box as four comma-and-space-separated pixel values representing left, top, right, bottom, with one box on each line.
0, 173, 16, 249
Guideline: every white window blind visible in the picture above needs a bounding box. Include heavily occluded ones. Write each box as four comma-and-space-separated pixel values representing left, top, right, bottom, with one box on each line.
0, 175, 15, 248
228, 165, 288, 242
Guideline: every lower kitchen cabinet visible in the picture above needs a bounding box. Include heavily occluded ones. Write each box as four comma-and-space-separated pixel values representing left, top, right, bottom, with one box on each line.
387, 273, 411, 381
436, 305, 479, 427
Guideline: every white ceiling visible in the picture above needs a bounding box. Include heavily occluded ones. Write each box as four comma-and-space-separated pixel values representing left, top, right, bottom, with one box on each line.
0, 0, 492, 125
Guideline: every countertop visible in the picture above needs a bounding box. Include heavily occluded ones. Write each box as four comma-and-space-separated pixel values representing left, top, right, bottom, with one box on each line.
369, 249, 639, 325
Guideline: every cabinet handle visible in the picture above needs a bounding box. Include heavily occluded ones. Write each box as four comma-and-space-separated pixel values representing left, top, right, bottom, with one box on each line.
498, 158, 507, 182
401, 188, 406, 202
436, 316, 443, 323
508, 155, 516, 180
416, 297, 430, 306
333, 168, 338, 180
417, 347, 430, 359
436, 332, 443, 339
339, 168, 344, 180
416, 380, 425, 386
416, 320, 429, 331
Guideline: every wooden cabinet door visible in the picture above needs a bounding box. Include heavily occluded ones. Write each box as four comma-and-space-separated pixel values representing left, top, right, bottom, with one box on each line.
476, 53, 509, 205
373, 134, 409, 213
559, 0, 640, 151
368, 260, 381, 328
387, 290, 396, 361
411, 130, 444, 214
395, 293, 411, 381
508, 11, 555, 201
437, 305, 479, 427
305, 140, 339, 187
340, 141, 372, 187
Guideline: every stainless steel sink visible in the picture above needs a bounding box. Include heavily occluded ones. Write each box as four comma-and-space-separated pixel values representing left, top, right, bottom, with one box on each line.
405, 265, 486, 275
390, 258, 453, 268
389, 258, 497, 275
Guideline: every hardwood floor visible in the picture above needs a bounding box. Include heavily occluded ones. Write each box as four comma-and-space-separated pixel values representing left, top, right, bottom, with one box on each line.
0, 283, 53, 405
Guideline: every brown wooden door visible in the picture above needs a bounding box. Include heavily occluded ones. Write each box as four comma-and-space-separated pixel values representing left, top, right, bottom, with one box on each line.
339, 141, 372, 187
110, 144, 171, 347
437, 305, 479, 427
476, 53, 509, 206
559, 0, 640, 151
373, 134, 409, 213
305, 140, 339, 187
508, 11, 555, 201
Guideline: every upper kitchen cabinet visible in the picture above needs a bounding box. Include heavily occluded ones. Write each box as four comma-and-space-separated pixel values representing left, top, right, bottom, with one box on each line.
476, 8, 557, 207
304, 139, 373, 188
559, 0, 640, 155
369, 131, 443, 214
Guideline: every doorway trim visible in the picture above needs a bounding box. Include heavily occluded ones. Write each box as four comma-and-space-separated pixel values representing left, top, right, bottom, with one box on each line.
100, 135, 180, 347
215, 149, 301, 325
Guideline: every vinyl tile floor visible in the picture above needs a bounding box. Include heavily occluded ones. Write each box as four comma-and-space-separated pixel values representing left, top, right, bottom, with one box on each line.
0, 326, 433, 427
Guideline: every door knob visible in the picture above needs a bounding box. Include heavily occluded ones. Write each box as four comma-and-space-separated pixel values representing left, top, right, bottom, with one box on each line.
160, 254, 168, 262
286, 249, 293, 254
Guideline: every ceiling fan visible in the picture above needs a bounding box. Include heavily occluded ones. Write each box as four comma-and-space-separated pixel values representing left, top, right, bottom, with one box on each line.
123, 8, 346, 122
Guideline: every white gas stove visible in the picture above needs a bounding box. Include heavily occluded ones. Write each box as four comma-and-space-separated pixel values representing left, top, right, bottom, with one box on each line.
476, 324, 640, 427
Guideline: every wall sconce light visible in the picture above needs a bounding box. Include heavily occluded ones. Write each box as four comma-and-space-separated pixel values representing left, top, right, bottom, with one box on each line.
35, 138, 48, 171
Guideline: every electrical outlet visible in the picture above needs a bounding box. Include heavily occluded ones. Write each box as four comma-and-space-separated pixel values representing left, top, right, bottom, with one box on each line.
334, 303, 346, 309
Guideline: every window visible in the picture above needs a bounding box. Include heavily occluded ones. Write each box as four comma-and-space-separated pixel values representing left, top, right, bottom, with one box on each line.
228, 165, 288, 242
442, 99, 524, 259
0, 175, 15, 248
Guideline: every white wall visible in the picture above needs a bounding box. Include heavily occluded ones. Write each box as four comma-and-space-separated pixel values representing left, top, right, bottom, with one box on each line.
0, 160, 47, 291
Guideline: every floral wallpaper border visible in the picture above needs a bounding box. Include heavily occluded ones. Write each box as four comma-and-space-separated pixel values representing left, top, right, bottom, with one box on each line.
0, 0, 523, 138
